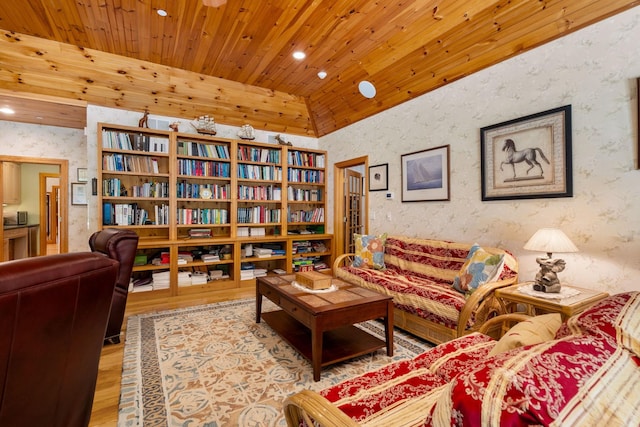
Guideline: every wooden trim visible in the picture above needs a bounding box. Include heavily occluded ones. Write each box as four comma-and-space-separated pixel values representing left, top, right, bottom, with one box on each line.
333, 156, 368, 259
0, 156, 69, 258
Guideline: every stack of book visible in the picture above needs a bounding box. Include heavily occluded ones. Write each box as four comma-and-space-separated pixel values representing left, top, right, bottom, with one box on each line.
177, 252, 194, 265
188, 229, 212, 238
190, 271, 208, 285
152, 271, 171, 290
209, 269, 229, 280
253, 268, 268, 278
177, 271, 191, 287
253, 247, 273, 258
237, 227, 250, 237
240, 262, 255, 281
201, 253, 220, 263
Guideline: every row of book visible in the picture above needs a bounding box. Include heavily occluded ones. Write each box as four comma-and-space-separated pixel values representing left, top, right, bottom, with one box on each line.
177, 208, 229, 225
103, 178, 170, 198
102, 130, 169, 153
287, 151, 325, 168
238, 184, 282, 201
177, 159, 231, 177
237, 146, 281, 163
287, 187, 322, 201
288, 207, 324, 223
237, 226, 266, 236
103, 203, 169, 225
237, 164, 283, 180
287, 169, 325, 184
239, 262, 268, 280
177, 182, 230, 199
103, 154, 161, 173
177, 141, 230, 159
237, 206, 281, 224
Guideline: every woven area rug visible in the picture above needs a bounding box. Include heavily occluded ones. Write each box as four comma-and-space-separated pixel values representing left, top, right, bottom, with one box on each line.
118, 298, 432, 426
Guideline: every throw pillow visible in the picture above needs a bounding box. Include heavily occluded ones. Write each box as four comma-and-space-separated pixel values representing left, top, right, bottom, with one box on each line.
452, 244, 505, 294
352, 233, 387, 270
488, 313, 563, 356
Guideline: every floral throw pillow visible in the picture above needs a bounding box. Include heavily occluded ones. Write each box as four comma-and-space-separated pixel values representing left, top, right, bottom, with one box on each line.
352, 233, 387, 270
453, 244, 505, 294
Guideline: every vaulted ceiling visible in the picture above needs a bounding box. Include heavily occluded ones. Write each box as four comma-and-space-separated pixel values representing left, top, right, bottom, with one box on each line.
0, 0, 637, 136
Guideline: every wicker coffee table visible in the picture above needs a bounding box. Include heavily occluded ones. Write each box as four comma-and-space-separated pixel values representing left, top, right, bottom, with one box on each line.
256, 274, 394, 381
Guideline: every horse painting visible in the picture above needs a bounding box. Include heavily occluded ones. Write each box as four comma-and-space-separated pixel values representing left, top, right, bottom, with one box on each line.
500, 138, 550, 179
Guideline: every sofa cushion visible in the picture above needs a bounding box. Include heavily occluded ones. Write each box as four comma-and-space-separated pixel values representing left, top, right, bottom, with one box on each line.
488, 313, 562, 356
452, 244, 505, 294
319, 333, 495, 425
352, 233, 387, 269
430, 333, 640, 426
558, 291, 640, 357
336, 266, 468, 329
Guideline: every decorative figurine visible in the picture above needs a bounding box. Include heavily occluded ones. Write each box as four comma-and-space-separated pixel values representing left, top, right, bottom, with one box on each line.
238, 124, 255, 140
275, 134, 292, 146
191, 115, 217, 135
169, 122, 180, 132
138, 109, 149, 128
532, 257, 566, 293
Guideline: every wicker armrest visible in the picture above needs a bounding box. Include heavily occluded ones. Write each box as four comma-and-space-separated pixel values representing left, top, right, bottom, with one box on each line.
283, 390, 359, 427
478, 313, 533, 337
332, 253, 355, 271
456, 277, 518, 337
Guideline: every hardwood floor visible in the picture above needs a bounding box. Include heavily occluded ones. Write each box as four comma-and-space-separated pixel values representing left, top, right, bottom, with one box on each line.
89, 287, 256, 426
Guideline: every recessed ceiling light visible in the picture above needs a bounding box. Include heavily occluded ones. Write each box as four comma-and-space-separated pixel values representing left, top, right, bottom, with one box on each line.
157, 9, 167, 17
0, 107, 15, 115
358, 81, 376, 98
317, 71, 327, 79
292, 51, 306, 60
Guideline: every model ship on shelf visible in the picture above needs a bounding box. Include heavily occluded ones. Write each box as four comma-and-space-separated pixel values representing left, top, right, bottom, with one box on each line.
191, 115, 217, 135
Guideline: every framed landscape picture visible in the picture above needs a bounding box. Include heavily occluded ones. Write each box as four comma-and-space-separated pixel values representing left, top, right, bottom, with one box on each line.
480, 105, 572, 201
401, 145, 450, 202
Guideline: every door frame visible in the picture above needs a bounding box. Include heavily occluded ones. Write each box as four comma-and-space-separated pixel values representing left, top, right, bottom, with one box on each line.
333, 156, 368, 259
0, 156, 69, 259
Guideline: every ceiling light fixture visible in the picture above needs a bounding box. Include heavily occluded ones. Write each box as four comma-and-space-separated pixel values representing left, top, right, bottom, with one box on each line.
157, 9, 167, 17
292, 51, 306, 60
358, 81, 376, 98
202, 0, 227, 7
317, 71, 327, 79
0, 107, 15, 115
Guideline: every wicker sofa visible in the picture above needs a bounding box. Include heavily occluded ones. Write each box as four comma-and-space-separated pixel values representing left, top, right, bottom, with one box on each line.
284, 292, 640, 426
333, 235, 518, 344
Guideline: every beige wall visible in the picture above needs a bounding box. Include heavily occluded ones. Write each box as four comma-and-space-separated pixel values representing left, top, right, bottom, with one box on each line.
320, 6, 640, 295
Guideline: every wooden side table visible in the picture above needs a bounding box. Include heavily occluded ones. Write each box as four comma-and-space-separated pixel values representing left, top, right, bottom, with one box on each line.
496, 283, 609, 321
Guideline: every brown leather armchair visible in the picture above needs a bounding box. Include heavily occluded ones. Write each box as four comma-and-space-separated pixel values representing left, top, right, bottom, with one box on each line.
0, 252, 119, 427
89, 228, 139, 344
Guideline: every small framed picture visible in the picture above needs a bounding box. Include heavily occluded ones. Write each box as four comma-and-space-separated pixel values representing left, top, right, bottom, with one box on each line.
77, 168, 88, 182
368, 163, 388, 191
71, 183, 88, 205
401, 145, 450, 202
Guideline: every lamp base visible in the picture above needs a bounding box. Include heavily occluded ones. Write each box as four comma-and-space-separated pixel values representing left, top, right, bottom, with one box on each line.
533, 281, 561, 293
533, 256, 567, 293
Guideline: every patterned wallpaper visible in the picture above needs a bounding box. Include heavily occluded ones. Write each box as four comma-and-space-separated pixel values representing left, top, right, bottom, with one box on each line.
0, 123, 87, 252
2, 7, 639, 297
320, 6, 640, 295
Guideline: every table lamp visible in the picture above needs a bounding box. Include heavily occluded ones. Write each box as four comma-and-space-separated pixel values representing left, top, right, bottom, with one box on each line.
523, 228, 579, 293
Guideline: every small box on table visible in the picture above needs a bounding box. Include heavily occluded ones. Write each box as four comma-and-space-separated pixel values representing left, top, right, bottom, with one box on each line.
295, 271, 332, 290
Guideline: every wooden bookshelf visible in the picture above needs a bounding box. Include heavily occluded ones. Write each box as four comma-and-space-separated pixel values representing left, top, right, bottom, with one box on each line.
97, 123, 332, 300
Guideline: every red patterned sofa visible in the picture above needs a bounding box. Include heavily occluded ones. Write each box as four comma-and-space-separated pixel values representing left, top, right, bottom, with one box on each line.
284, 292, 640, 426
333, 235, 518, 344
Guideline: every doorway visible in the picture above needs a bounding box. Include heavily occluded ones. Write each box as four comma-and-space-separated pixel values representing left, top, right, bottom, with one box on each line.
0, 156, 69, 260
40, 173, 61, 254
333, 156, 368, 258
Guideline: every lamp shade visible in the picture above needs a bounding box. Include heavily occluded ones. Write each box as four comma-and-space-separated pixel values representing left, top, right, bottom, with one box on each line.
524, 228, 579, 254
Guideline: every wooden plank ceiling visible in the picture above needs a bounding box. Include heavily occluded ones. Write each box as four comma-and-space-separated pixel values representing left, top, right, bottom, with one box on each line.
0, 0, 637, 136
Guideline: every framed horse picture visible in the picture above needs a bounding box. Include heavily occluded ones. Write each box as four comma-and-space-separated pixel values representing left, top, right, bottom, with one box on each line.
480, 105, 572, 201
